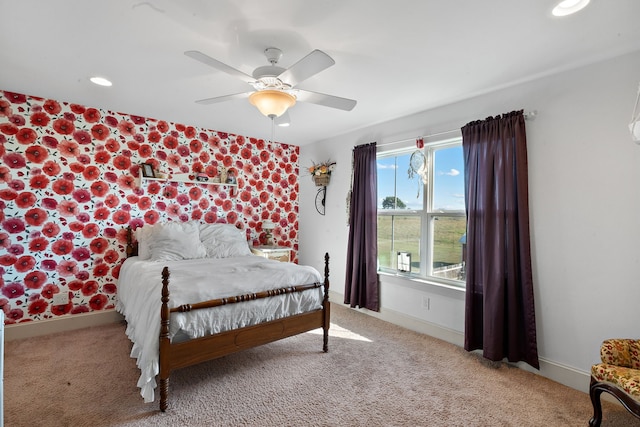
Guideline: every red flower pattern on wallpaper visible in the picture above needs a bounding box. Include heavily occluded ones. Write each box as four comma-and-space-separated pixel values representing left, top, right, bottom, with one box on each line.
0, 89, 299, 324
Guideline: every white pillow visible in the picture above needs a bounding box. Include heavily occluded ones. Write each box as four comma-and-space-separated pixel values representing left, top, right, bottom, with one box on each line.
147, 221, 207, 261
134, 225, 155, 260
199, 223, 252, 259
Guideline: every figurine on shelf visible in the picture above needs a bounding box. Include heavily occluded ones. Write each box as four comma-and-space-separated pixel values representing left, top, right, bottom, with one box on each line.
141, 163, 155, 178
226, 169, 236, 185
219, 167, 227, 184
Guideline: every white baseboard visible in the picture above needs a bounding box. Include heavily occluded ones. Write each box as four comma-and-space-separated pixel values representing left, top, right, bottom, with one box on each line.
518, 356, 591, 394
5, 309, 124, 341
329, 291, 591, 395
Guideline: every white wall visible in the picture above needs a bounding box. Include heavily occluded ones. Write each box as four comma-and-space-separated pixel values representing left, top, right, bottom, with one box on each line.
299, 50, 640, 392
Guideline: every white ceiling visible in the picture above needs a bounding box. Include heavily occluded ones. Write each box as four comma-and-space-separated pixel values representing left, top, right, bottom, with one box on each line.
2, 0, 640, 146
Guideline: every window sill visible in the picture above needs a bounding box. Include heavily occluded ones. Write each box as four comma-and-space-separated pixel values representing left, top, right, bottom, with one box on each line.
378, 270, 466, 296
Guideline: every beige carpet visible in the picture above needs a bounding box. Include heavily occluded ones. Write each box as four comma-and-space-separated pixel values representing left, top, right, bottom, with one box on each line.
4, 304, 637, 426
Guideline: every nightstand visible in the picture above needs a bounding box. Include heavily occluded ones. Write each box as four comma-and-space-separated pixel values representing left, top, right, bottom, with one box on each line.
251, 246, 290, 262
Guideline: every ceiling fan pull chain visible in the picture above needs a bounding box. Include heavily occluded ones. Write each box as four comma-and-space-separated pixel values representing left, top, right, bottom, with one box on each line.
270, 116, 275, 143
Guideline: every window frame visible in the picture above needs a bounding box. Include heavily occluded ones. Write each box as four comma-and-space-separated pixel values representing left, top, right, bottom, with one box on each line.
377, 136, 466, 287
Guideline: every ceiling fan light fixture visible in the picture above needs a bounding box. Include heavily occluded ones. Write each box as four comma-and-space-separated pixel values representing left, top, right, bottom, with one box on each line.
249, 90, 296, 118
89, 76, 112, 87
552, 0, 590, 16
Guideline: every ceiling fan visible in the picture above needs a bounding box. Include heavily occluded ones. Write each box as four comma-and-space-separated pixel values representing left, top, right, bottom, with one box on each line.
184, 48, 357, 122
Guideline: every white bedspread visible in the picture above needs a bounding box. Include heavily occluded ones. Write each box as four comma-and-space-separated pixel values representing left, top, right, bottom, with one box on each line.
116, 255, 323, 403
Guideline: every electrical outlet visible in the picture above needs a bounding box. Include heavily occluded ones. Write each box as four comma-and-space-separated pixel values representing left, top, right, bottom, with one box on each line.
422, 296, 430, 310
52, 293, 68, 306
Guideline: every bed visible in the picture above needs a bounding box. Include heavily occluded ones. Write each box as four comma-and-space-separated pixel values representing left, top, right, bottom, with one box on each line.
116, 221, 330, 411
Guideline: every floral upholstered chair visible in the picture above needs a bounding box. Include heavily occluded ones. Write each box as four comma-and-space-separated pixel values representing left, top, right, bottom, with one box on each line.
589, 339, 640, 426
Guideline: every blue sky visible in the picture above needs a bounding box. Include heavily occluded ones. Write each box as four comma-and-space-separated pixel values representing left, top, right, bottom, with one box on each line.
377, 145, 465, 211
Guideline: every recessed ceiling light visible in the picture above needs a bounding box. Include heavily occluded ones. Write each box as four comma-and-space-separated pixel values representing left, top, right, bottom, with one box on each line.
89, 76, 112, 87
552, 0, 590, 17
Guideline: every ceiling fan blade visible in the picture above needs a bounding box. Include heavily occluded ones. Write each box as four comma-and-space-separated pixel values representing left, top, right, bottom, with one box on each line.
295, 89, 357, 111
195, 92, 251, 105
185, 50, 254, 84
274, 110, 291, 127
278, 50, 335, 87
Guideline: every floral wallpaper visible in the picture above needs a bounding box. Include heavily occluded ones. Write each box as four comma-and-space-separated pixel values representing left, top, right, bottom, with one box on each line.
0, 90, 300, 324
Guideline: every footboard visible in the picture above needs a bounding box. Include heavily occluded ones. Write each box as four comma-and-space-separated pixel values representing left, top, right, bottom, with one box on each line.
158, 253, 331, 412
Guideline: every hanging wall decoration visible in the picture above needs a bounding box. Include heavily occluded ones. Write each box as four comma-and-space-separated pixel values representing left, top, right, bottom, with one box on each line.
309, 160, 335, 215
315, 188, 326, 215
408, 137, 428, 198
309, 160, 335, 187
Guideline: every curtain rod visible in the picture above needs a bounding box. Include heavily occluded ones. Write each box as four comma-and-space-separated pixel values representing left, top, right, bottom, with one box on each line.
377, 129, 458, 148
377, 110, 537, 148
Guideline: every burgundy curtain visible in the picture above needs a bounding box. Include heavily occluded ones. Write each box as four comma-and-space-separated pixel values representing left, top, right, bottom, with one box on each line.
461, 110, 539, 369
344, 142, 379, 311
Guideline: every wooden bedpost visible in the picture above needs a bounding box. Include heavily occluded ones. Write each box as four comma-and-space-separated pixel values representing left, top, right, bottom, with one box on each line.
322, 252, 330, 353
125, 226, 139, 257
125, 226, 134, 257
159, 266, 170, 412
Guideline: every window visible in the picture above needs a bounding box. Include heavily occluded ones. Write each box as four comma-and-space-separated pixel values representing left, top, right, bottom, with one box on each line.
377, 138, 466, 286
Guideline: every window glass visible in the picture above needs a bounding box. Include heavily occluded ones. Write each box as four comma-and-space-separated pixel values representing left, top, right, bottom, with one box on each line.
431, 215, 466, 281
377, 139, 466, 286
377, 153, 423, 211
377, 215, 421, 273
433, 145, 465, 212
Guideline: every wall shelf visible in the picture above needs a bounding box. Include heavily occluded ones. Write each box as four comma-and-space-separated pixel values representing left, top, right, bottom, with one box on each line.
137, 169, 237, 188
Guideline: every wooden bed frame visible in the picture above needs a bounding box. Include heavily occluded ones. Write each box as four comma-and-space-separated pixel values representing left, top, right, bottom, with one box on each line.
125, 229, 331, 412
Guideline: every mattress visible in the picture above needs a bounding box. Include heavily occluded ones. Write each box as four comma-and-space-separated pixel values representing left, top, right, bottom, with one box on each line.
116, 255, 323, 403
